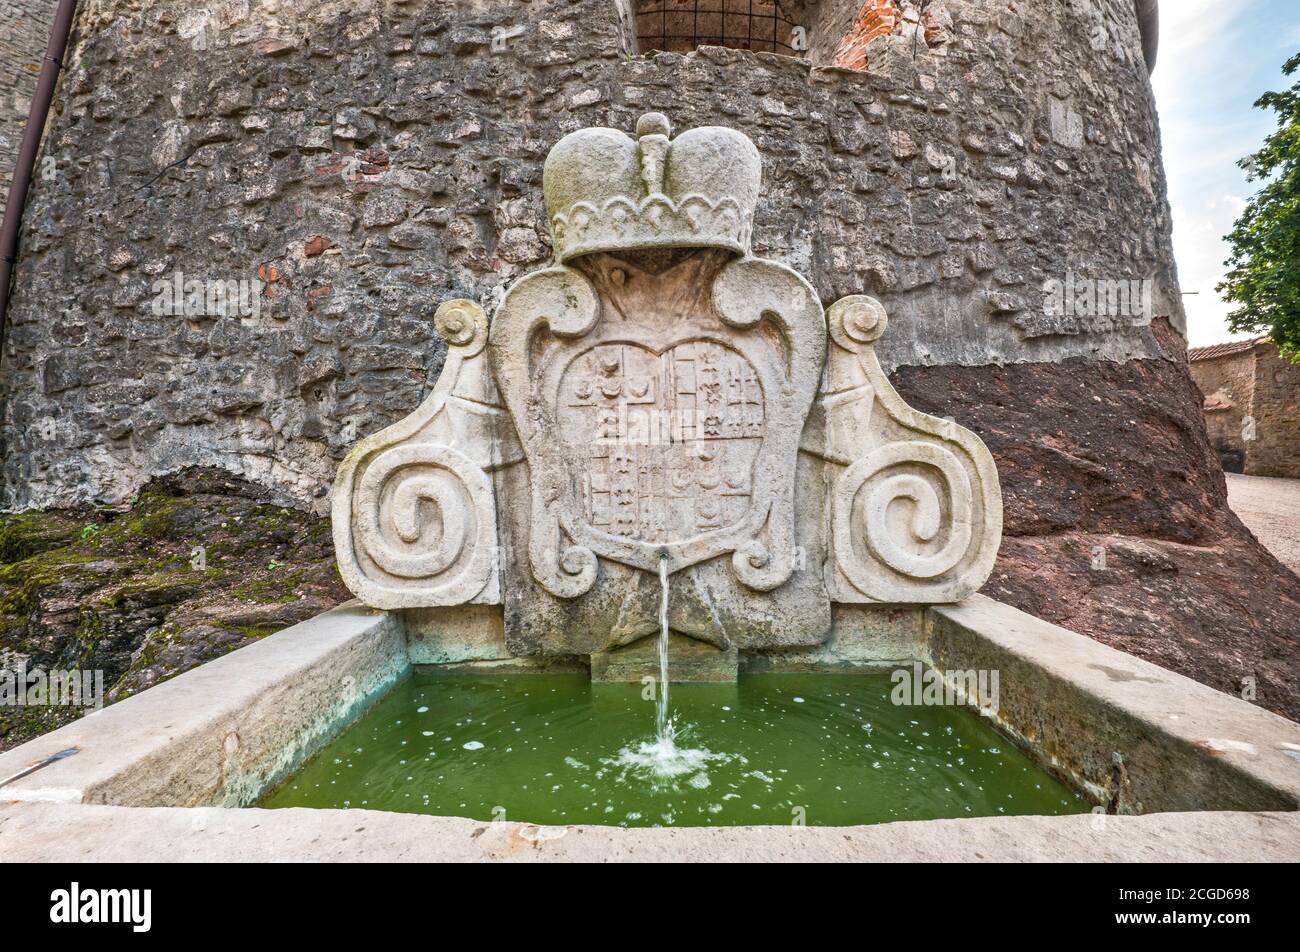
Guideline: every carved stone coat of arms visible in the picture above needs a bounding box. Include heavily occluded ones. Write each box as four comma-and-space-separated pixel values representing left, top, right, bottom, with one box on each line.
333, 114, 1002, 657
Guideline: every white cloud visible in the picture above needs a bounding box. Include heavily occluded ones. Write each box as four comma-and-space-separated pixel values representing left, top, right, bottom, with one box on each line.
1152, 0, 1291, 346
1171, 194, 1253, 346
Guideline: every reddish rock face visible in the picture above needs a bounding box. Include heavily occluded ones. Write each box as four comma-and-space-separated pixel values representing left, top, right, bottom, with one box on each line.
894, 354, 1300, 722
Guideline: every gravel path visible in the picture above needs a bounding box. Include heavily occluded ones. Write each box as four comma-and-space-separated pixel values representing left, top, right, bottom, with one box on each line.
1227, 473, 1300, 575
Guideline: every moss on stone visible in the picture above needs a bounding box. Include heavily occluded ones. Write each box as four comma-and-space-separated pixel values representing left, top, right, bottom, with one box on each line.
0, 549, 104, 617
0, 469, 349, 753
74, 607, 107, 654
230, 567, 306, 603
100, 490, 188, 543
106, 621, 180, 701
100, 571, 209, 610
0, 511, 84, 563
212, 621, 280, 640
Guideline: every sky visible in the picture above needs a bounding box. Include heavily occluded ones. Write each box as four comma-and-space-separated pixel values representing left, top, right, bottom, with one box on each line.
1152, 0, 1300, 347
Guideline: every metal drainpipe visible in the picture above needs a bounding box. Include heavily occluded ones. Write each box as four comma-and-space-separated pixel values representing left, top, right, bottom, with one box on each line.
0, 0, 79, 359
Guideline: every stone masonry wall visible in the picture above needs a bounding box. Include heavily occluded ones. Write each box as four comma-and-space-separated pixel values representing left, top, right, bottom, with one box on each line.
1189, 349, 1254, 471
1248, 346, 1300, 479
1189, 343, 1300, 480
0, 0, 59, 220
2, 0, 1178, 513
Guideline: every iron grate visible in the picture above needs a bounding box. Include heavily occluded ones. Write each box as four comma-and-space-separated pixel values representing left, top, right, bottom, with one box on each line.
635, 1, 801, 56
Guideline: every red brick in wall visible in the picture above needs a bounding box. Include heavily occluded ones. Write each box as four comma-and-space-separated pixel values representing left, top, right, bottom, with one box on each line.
832, 0, 899, 71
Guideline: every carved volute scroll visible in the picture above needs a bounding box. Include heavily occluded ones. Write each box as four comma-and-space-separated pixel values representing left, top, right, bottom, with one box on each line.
802, 296, 1003, 603
487, 266, 603, 599
332, 300, 519, 608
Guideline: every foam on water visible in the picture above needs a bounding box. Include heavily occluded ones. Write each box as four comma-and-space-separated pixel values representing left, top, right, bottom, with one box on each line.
606, 727, 733, 788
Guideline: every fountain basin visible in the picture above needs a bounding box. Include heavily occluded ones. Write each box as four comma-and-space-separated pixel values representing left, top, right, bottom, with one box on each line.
258, 671, 1085, 827
1, 598, 1298, 860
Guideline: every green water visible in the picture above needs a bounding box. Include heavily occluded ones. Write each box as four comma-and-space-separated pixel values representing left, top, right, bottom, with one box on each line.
261, 672, 1089, 827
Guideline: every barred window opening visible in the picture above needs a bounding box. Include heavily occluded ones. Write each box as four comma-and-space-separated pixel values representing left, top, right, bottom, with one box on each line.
635, 0, 805, 57
629, 2, 960, 72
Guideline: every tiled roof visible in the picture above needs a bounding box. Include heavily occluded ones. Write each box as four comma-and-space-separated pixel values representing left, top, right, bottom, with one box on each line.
1187, 337, 1269, 362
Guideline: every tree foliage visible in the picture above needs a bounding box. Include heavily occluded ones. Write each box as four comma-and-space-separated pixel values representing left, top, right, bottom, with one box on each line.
1218, 53, 1300, 361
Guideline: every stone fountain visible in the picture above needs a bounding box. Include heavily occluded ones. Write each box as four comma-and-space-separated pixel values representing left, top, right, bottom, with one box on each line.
333, 113, 1002, 677
4, 118, 1299, 859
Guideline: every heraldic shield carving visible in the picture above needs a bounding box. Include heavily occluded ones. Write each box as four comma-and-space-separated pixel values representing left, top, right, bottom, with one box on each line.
332, 113, 1002, 655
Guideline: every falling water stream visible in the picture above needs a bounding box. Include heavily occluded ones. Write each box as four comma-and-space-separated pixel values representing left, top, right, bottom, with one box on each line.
655, 555, 671, 743
604, 554, 723, 780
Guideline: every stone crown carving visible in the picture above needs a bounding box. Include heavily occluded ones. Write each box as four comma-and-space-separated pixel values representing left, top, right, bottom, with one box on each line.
543, 113, 761, 263
333, 115, 1004, 653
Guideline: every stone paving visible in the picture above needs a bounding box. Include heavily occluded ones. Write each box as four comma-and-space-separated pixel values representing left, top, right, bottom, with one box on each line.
3, 803, 1297, 863
1228, 473, 1300, 575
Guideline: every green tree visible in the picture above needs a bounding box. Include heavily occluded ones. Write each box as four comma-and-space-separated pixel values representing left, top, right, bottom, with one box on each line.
1218, 53, 1300, 361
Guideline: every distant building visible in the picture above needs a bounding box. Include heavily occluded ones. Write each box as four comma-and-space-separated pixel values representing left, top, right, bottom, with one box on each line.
1189, 338, 1300, 478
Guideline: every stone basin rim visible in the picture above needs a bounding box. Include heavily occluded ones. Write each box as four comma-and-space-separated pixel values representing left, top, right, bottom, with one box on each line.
0, 593, 1295, 863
